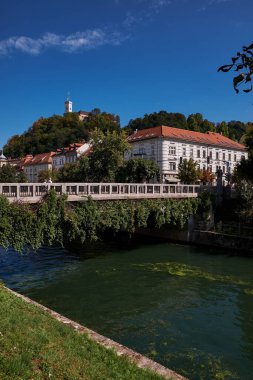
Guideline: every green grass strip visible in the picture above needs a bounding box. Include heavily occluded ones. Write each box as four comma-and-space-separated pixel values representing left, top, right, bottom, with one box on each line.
0, 284, 171, 380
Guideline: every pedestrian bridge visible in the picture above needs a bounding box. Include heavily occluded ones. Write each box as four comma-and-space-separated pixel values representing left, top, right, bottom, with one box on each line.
0, 183, 200, 203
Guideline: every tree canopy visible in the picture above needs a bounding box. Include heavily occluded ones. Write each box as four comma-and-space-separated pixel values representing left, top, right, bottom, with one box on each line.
125, 111, 188, 134
116, 158, 160, 183
124, 111, 248, 142
0, 164, 27, 183
3, 109, 121, 159
88, 129, 130, 182
178, 158, 199, 184
84, 108, 120, 133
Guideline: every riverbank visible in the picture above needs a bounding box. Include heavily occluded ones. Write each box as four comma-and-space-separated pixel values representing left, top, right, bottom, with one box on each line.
0, 284, 185, 380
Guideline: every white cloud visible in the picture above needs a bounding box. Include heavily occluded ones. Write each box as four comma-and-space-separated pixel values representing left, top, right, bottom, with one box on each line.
0, 30, 124, 56
123, 12, 143, 28
0, 0, 173, 57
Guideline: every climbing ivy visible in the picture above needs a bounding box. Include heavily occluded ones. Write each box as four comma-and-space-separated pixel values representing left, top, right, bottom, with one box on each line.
0, 191, 201, 252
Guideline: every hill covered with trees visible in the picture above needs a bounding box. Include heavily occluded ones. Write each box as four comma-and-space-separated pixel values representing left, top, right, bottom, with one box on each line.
3, 109, 120, 158
3, 108, 252, 158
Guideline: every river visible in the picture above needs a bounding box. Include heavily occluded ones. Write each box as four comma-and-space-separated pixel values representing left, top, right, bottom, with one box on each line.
0, 242, 253, 380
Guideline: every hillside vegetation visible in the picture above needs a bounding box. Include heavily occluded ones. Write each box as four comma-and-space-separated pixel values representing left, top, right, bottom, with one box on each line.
3, 109, 251, 158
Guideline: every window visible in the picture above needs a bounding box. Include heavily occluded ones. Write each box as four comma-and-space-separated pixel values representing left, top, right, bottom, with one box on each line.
228, 153, 231, 161
203, 150, 206, 158
216, 166, 219, 172
197, 149, 200, 158
216, 152, 219, 160
223, 166, 225, 173
190, 148, 193, 158
223, 152, 225, 160
169, 162, 176, 171
183, 147, 186, 156
209, 151, 212, 159
169, 146, 176, 155
151, 145, 155, 156
234, 154, 237, 162
139, 147, 145, 155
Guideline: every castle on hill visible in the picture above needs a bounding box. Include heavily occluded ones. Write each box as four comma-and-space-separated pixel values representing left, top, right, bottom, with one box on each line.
64, 97, 90, 121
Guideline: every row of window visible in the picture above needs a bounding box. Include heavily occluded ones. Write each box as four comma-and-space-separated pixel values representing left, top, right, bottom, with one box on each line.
168, 145, 244, 162
168, 162, 232, 173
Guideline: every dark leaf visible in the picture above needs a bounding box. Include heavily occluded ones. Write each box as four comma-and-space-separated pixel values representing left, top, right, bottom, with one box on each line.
244, 43, 253, 50
232, 56, 239, 63
233, 73, 245, 85
245, 74, 252, 82
217, 64, 234, 72
235, 64, 244, 71
243, 84, 252, 93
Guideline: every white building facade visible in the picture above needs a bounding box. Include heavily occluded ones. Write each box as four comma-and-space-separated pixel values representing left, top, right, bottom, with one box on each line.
126, 126, 248, 183
52, 142, 92, 170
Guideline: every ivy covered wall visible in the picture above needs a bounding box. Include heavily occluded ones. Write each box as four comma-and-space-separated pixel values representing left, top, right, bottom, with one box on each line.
0, 191, 200, 252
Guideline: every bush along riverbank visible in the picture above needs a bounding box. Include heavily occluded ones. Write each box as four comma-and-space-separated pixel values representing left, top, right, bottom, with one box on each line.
0, 190, 200, 252
0, 284, 174, 380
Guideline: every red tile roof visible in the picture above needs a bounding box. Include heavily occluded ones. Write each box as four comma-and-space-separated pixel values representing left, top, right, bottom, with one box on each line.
23, 152, 55, 166
128, 126, 246, 151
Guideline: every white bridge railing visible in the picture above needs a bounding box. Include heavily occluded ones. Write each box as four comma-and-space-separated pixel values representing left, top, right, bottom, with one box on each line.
0, 183, 201, 203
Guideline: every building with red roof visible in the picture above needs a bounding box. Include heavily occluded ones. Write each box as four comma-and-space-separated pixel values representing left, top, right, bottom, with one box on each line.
126, 126, 248, 183
23, 152, 55, 182
52, 142, 92, 170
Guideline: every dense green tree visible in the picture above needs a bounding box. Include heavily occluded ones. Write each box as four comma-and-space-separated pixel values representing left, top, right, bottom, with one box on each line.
178, 158, 200, 184
125, 111, 188, 134
16, 171, 27, 183
116, 158, 160, 183
57, 156, 90, 182
244, 123, 253, 157
187, 113, 203, 131
89, 129, 130, 182
217, 121, 229, 137
38, 168, 58, 183
0, 165, 26, 183
227, 121, 247, 141
187, 114, 216, 133
84, 109, 120, 133
235, 158, 253, 183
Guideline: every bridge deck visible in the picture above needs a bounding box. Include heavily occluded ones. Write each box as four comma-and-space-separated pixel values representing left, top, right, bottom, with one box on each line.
0, 183, 200, 203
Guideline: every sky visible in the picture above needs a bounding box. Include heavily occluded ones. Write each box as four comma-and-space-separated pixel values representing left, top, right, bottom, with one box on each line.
0, 0, 253, 147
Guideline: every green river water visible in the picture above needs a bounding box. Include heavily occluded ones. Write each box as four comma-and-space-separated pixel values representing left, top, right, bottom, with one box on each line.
0, 242, 253, 379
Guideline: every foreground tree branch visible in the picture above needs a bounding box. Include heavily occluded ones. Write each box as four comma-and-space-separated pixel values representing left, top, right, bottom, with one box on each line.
218, 42, 253, 93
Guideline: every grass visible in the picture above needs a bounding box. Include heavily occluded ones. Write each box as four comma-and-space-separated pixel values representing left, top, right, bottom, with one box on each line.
0, 284, 166, 380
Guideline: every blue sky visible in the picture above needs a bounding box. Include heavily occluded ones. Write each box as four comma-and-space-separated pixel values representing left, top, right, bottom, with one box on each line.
0, 0, 252, 147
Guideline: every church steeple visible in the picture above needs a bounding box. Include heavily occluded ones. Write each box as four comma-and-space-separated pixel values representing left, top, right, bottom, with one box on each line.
64, 94, 72, 114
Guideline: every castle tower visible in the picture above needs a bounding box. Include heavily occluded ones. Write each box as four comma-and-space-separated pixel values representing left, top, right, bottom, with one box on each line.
64, 95, 72, 114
